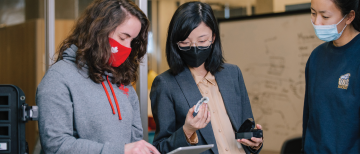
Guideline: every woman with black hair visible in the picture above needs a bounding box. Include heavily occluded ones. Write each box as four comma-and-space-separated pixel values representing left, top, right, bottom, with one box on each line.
303, 0, 360, 153
150, 2, 263, 154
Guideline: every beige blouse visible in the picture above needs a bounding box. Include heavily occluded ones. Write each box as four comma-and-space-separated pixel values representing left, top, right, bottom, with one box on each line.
188, 70, 246, 154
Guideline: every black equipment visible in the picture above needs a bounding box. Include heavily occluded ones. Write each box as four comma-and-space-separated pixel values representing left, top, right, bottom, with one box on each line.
235, 118, 263, 139
0, 85, 38, 154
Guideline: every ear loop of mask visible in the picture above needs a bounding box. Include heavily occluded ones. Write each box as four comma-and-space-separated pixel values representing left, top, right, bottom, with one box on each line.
311, 14, 347, 27
338, 15, 348, 33
337, 15, 347, 25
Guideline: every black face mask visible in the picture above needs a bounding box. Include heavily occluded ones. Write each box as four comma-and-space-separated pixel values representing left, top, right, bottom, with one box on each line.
178, 46, 212, 68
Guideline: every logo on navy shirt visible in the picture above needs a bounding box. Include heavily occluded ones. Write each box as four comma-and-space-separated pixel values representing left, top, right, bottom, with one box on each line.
338, 73, 350, 89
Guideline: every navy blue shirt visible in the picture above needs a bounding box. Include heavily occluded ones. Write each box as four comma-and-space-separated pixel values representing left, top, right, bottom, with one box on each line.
303, 34, 360, 154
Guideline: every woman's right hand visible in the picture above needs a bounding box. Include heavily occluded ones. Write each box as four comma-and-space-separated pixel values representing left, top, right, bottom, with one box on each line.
124, 140, 160, 154
183, 103, 211, 138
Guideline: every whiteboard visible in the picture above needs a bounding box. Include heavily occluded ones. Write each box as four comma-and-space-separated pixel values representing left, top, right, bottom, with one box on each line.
219, 11, 323, 151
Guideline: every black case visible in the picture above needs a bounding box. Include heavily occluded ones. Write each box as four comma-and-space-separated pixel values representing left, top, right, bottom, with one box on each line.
0, 85, 28, 154
235, 118, 263, 139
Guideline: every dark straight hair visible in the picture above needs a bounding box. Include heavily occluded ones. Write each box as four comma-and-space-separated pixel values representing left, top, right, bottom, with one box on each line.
332, 0, 360, 31
166, 1, 225, 75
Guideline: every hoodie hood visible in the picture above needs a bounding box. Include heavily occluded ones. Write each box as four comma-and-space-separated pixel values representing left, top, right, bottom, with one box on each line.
62, 44, 114, 77
62, 44, 78, 62
62, 44, 123, 120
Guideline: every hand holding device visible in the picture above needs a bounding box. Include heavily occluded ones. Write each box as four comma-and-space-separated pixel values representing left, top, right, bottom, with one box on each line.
236, 118, 263, 149
183, 97, 211, 138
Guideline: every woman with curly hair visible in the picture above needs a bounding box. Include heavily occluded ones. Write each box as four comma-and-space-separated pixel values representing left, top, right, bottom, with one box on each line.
36, 0, 159, 153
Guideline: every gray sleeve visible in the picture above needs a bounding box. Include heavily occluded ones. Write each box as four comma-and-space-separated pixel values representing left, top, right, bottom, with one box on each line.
128, 87, 143, 143
36, 70, 124, 154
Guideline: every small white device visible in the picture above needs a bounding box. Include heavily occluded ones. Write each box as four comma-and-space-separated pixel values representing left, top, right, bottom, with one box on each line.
194, 97, 209, 113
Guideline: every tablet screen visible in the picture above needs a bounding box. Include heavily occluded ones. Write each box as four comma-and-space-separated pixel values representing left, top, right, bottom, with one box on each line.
167, 144, 214, 154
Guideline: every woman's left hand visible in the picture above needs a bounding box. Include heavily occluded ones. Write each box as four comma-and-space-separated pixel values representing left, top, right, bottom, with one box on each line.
237, 124, 263, 148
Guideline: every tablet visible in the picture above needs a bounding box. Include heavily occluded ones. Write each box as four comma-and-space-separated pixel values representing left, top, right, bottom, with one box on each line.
167, 144, 214, 154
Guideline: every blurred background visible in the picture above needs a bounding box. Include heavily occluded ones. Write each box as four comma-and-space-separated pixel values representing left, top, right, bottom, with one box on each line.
0, 0, 312, 153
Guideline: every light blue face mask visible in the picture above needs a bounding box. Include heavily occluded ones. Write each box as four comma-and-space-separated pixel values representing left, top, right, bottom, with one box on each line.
311, 15, 347, 42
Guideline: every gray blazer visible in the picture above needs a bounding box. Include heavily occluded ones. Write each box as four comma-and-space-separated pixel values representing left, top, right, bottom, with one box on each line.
150, 63, 263, 154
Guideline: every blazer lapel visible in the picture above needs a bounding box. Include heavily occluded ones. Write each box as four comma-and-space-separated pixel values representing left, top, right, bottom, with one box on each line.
174, 67, 203, 108
214, 69, 242, 131
174, 67, 218, 154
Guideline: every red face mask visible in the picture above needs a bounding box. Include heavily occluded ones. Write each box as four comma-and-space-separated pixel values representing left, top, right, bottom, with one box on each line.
108, 37, 132, 67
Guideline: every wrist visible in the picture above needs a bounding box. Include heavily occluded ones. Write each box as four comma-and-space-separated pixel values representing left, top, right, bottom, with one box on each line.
183, 126, 195, 138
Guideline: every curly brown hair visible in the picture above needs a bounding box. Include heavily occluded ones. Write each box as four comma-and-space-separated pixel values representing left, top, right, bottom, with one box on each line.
56, 0, 149, 86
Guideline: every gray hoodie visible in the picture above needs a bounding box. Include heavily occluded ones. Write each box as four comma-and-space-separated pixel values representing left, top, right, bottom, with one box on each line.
36, 45, 143, 154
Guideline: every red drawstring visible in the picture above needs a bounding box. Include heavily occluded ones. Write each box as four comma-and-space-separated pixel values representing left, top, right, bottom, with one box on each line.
106, 76, 122, 120
101, 76, 122, 120
101, 82, 116, 114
